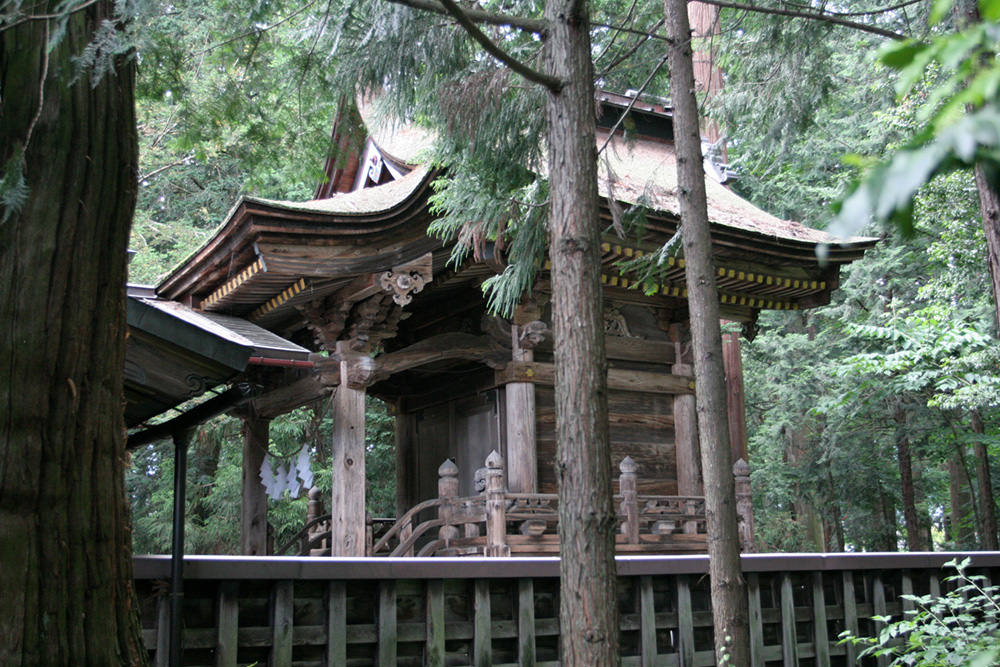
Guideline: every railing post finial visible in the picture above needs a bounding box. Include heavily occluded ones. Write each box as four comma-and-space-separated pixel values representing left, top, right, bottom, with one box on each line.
438, 459, 460, 545
733, 458, 755, 552
619, 457, 639, 544
485, 451, 510, 557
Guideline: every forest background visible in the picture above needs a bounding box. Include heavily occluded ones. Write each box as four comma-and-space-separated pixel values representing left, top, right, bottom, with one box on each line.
125, 0, 1000, 555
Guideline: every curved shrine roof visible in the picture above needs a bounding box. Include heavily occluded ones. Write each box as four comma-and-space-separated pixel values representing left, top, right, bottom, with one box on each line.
155, 106, 877, 336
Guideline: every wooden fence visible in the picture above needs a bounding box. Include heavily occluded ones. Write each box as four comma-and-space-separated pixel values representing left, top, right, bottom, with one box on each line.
133, 552, 1000, 666
278, 454, 754, 557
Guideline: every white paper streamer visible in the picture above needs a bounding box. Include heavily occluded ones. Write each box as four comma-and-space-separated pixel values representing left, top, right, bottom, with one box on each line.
296, 445, 313, 489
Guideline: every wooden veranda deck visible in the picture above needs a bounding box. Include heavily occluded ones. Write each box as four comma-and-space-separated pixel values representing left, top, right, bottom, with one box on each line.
134, 551, 1000, 666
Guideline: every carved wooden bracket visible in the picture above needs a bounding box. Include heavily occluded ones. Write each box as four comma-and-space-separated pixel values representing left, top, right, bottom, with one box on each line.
314, 332, 509, 389
517, 320, 549, 350
604, 305, 634, 337
379, 252, 433, 306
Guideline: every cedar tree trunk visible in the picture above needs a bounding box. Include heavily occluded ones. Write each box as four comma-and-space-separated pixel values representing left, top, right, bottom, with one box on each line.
662, 0, 750, 662
949, 449, 975, 547
955, 0, 1000, 331
0, 3, 146, 664
974, 163, 1000, 333
543, 0, 619, 662
971, 410, 998, 550
894, 404, 926, 551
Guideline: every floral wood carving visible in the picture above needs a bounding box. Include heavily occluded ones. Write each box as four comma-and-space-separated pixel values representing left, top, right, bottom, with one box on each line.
379, 252, 433, 306
604, 306, 633, 337
518, 320, 549, 350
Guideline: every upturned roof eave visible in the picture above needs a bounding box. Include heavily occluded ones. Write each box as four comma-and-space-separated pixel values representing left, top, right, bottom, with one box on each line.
156, 166, 438, 301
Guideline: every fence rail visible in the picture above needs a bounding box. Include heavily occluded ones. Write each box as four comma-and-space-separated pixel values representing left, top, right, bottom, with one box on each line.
134, 551, 1000, 666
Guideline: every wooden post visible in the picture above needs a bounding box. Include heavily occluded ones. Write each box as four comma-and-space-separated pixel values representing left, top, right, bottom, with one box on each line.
670, 325, 702, 502
672, 327, 702, 536
241, 417, 270, 556
271, 581, 293, 666
485, 450, 510, 557
722, 322, 749, 462
395, 407, 416, 517
330, 344, 370, 556
438, 459, 459, 548
620, 456, 639, 544
672, 366, 700, 499
506, 321, 544, 493
306, 487, 326, 556
733, 458, 754, 552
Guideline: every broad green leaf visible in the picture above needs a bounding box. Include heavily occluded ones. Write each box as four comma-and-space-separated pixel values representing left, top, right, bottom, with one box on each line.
931, 0, 956, 24
878, 39, 925, 69
981, 0, 1000, 21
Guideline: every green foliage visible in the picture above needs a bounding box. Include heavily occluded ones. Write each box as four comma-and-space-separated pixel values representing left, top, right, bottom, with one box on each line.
841, 304, 1000, 411
128, 0, 343, 283
712, 0, 916, 222
840, 558, 1000, 666
831, 2, 1000, 237
127, 397, 396, 554
0, 149, 27, 223
742, 155, 999, 551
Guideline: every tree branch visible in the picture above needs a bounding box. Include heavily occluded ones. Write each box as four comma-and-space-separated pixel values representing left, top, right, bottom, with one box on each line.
384, 0, 547, 34
432, 0, 564, 91
598, 54, 669, 155
592, 20, 668, 41
384, 0, 668, 42
0, 0, 101, 33
139, 157, 192, 184
596, 18, 665, 76
694, 0, 907, 40
780, 0, 923, 19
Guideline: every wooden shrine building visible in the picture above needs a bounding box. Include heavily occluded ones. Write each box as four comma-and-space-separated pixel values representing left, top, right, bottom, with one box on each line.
143, 92, 876, 558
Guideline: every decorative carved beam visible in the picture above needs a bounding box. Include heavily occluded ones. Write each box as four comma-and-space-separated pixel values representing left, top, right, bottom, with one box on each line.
297, 274, 385, 350
313, 332, 510, 389
372, 332, 508, 383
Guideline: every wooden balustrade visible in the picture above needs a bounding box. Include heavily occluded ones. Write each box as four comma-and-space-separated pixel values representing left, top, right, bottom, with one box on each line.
134, 552, 1000, 666
287, 453, 754, 558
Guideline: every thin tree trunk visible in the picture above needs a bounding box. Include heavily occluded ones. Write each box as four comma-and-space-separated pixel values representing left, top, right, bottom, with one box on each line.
894, 404, 926, 551
0, 2, 146, 663
949, 450, 975, 547
827, 464, 845, 552
663, 0, 749, 662
543, 0, 618, 662
896, 437, 925, 550
971, 410, 998, 550
875, 487, 898, 551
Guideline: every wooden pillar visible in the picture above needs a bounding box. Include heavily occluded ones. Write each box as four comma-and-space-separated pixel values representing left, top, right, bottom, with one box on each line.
485, 450, 510, 557
722, 322, 748, 463
506, 322, 542, 493
734, 458, 755, 552
670, 326, 702, 497
241, 416, 270, 556
330, 345, 370, 556
619, 457, 639, 544
394, 406, 416, 517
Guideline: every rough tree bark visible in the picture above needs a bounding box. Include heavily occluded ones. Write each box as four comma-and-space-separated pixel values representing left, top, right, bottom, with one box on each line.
949, 447, 976, 547
662, 0, 750, 661
953, 0, 1000, 331
894, 404, 927, 551
971, 410, 998, 550
0, 2, 147, 664
543, 0, 619, 662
